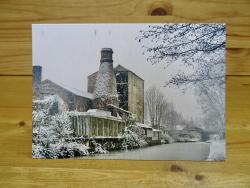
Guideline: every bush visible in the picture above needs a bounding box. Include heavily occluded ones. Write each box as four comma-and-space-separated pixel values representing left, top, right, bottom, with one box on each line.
123, 125, 148, 149
162, 133, 174, 144
32, 95, 90, 158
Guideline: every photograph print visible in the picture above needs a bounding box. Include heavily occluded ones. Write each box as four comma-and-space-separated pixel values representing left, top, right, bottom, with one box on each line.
32, 23, 226, 160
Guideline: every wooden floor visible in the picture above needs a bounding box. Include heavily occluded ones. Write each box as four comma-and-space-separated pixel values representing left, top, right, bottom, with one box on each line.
0, 0, 250, 187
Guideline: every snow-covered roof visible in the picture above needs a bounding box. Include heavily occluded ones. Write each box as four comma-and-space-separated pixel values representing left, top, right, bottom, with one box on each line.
88, 71, 98, 78
33, 95, 57, 104
86, 109, 112, 117
152, 128, 161, 132
175, 125, 185, 131
88, 64, 144, 83
135, 122, 152, 129
107, 104, 133, 114
114, 64, 130, 72
68, 109, 123, 121
42, 79, 93, 99
114, 64, 144, 81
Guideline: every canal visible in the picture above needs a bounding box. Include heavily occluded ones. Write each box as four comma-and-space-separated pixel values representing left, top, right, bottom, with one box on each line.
80, 142, 210, 160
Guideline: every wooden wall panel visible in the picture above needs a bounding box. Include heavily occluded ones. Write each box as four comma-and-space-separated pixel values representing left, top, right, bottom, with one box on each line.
0, 0, 250, 187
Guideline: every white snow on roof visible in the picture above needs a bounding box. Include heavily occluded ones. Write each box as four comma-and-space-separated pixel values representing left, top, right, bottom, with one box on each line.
135, 122, 152, 129
152, 128, 161, 132
107, 104, 133, 114
67, 109, 123, 121
114, 64, 144, 81
49, 80, 93, 99
86, 109, 111, 117
175, 125, 185, 131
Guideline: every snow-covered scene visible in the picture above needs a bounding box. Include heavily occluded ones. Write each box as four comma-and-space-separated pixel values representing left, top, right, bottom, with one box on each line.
32, 24, 225, 160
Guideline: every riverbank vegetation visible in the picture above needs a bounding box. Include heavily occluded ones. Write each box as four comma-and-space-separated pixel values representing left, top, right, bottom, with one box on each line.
32, 96, 149, 158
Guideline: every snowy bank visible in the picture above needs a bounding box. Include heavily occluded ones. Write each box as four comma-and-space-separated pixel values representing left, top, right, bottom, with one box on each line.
207, 140, 225, 161
32, 95, 92, 158
123, 125, 148, 149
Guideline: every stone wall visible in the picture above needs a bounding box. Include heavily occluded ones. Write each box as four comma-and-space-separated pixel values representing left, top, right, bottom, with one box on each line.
39, 80, 93, 112
87, 72, 98, 93
128, 72, 144, 123
87, 66, 144, 123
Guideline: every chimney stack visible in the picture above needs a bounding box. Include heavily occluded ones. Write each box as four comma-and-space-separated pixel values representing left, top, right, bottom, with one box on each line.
100, 48, 113, 63
93, 48, 118, 114
33, 65, 42, 87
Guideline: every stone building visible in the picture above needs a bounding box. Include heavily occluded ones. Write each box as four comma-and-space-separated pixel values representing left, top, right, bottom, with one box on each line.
32, 65, 42, 97
93, 48, 119, 115
32, 66, 93, 112
39, 80, 93, 112
32, 48, 144, 123
33, 65, 42, 87
88, 64, 144, 123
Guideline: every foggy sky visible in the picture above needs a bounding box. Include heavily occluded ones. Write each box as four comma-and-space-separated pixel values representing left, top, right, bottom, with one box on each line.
32, 24, 202, 119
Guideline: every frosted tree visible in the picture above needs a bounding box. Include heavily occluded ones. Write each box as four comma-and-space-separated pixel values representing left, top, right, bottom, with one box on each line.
137, 24, 225, 134
136, 23, 226, 88
195, 81, 225, 137
32, 95, 89, 158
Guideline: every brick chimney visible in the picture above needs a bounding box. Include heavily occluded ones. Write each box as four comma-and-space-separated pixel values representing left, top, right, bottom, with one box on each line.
100, 48, 113, 63
93, 48, 119, 114
33, 65, 42, 87
32, 65, 42, 98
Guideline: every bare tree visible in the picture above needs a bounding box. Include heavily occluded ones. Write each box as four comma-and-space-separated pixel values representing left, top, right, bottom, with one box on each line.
136, 24, 226, 88
162, 102, 185, 130
145, 86, 168, 129
145, 86, 185, 129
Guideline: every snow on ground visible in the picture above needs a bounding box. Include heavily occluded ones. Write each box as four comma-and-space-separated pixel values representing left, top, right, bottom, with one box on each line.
207, 140, 225, 161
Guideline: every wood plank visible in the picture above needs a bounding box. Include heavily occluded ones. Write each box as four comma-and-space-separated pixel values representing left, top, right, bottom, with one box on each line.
0, 164, 249, 188
0, 76, 32, 108
0, 0, 249, 19
0, 0, 139, 19
0, 75, 250, 187
227, 49, 250, 76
